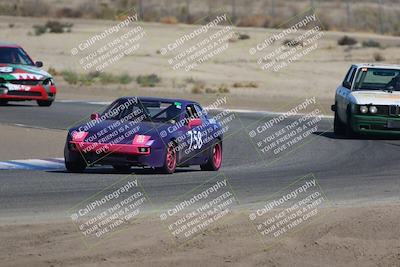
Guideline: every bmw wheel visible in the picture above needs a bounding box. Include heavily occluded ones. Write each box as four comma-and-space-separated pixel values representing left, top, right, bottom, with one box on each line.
334, 107, 345, 136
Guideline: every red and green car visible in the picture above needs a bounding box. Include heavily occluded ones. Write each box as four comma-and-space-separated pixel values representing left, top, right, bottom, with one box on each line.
0, 42, 56, 106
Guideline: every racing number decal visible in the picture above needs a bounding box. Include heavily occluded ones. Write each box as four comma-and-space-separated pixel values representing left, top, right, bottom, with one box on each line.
188, 130, 203, 150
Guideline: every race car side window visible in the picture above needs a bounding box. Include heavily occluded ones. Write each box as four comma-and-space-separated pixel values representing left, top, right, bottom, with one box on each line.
194, 104, 207, 120
185, 104, 199, 120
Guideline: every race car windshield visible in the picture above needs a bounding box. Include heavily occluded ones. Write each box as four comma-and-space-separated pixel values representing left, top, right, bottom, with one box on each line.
353, 68, 400, 91
102, 99, 181, 123
0, 47, 34, 65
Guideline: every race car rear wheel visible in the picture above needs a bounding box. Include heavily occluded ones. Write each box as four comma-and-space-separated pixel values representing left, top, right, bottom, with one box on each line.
37, 100, 53, 107
0, 100, 8, 106
156, 142, 177, 174
200, 140, 222, 171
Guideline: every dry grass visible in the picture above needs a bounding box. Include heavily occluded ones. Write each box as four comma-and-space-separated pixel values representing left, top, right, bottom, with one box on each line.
232, 82, 258, 88
373, 52, 385, 62
159, 16, 179, 24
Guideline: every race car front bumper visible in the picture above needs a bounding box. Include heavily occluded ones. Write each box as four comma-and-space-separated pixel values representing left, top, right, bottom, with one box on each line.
69, 141, 152, 155
351, 114, 400, 135
67, 141, 165, 167
0, 84, 56, 101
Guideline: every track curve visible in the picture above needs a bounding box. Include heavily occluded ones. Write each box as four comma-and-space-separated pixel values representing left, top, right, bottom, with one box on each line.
0, 101, 399, 221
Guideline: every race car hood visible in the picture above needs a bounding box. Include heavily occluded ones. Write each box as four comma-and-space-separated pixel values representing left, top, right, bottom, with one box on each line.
349, 91, 400, 106
69, 120, 170, 146
0, 63, 51, 81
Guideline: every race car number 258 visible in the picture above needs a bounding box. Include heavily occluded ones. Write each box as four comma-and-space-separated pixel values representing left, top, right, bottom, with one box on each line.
188, 130, 203, 150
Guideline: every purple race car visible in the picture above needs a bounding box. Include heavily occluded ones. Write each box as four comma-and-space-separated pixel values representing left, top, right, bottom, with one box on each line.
64, 97, 223, 174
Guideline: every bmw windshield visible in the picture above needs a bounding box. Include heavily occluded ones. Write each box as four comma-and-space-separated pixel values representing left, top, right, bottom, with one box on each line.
353, 68, 400, 91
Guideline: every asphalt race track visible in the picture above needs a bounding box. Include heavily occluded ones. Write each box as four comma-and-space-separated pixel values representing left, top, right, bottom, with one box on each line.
0, 101, 399, 222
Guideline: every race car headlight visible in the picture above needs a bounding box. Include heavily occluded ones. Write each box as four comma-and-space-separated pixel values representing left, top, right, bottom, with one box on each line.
369, 106, 378, 114
43, 78, 55, 86
72, 131, 88, 141
360, 106, 368, 114
132, 135, 151, 145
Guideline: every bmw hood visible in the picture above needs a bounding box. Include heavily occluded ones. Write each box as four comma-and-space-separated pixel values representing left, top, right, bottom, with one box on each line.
349, 91, 400, 106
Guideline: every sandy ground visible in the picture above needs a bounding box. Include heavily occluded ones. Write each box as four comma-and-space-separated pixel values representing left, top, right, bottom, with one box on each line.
0, 124, 65, 161
55, 80, 335, 114
0, 205, 398, 267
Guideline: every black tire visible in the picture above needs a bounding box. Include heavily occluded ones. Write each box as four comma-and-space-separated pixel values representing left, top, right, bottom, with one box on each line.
37, 100, 53, 107
333, 108, 345, 136
64, 142, 86, 173
156, 141, 177, 174
0, 100, 8, 106
65, 159, 86, 173
345, 107, 357, 138
200, 140, 223, 171
112, 165, 132, 173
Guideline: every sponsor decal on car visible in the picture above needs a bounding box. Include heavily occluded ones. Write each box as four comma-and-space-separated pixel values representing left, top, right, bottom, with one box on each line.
0, 66, 13, 73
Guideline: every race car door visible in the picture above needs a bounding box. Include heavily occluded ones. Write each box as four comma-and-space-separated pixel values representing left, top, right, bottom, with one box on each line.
181, 103, 208, 164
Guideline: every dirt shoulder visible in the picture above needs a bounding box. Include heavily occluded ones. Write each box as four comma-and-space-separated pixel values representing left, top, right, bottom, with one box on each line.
0, 205, 398, 267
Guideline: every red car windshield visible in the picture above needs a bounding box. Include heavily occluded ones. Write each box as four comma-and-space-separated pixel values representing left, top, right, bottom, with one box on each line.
0, 47, 34, 65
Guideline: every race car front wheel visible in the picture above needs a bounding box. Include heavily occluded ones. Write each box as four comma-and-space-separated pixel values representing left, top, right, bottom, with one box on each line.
65, 159, 86, 173
37, 100, 53, 107
156, 142, 177, 174
0, 100, 8, 106
64, 143, 86, 173
201, 140, 222, 171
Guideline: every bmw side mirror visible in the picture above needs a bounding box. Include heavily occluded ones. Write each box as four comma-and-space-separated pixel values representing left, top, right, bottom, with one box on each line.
187, 118, 202, 129
35, 61, 43, 68
342, 81, 351, 89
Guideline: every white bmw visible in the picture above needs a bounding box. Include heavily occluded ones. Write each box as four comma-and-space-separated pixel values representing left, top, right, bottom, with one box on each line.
332, 63, 400, 137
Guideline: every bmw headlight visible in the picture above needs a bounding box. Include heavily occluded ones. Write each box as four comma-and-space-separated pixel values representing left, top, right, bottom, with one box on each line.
360, 106, 368, 114
369, 106, 378, 114
43, 78, 55, 86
